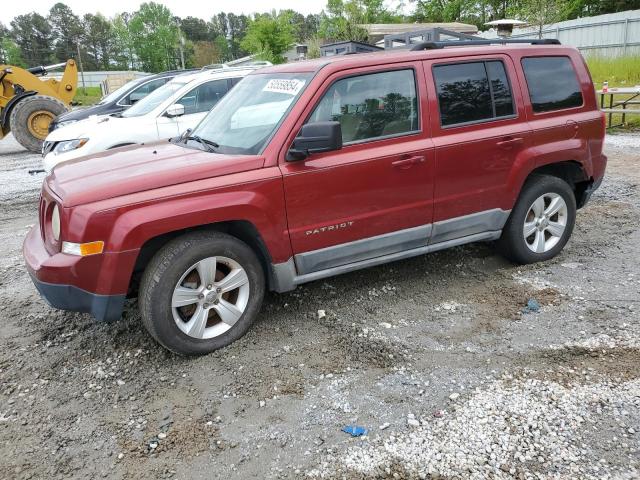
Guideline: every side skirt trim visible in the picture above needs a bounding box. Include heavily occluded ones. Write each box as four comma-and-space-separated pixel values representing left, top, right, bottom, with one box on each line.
271, 229, 502, 292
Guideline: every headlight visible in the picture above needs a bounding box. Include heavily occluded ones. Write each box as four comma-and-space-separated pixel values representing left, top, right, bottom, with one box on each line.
52, 138, 89, 155
51, 204, 61, 241
62, 241, 104, 256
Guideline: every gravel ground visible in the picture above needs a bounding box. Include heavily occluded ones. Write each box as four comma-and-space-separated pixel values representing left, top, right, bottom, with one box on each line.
0, 133, 638, 479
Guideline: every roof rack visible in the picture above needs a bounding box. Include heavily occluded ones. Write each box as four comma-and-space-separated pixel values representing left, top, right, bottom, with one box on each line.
410, 38, 561, 51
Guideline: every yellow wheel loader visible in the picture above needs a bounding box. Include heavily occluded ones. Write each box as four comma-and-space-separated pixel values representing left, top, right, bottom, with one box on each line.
0, 59, 77, 152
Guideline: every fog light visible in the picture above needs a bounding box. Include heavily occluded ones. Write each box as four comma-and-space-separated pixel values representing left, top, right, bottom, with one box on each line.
62, 241, 104, 256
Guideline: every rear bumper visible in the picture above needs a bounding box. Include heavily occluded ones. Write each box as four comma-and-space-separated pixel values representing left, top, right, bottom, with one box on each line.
577, 175, 603, 208
29, 273, 125, 322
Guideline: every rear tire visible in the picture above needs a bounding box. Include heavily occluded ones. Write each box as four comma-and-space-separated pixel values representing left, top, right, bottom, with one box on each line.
139, 231, 265, 356
498, 174, 576, 264
9, 95, 69, 153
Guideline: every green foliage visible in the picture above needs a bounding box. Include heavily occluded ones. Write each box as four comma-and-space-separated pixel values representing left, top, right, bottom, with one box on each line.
73, 86, 102, 106
0, 38, 25, 66
319, 0, 404, 42
520, 0, 570, 37
128, 3, 181, 72
241, 11, 295, 64
82, 14, 116, 70
4, 0, 639, 75
10, 13, 53, 66
586, 55, 640, 86
48, 3, 83, 63
111, 13, 137, 70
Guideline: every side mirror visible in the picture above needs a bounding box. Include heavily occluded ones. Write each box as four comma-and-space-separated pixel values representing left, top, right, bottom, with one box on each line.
287, 121, 342, 161
165, 104, 185, 118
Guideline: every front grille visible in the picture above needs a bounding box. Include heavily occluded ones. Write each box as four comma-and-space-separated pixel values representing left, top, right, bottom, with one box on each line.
38, 193, 46, 243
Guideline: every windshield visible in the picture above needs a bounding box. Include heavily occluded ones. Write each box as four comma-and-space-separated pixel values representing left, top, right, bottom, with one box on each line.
122, 78, 190, 117
190, 73, 312, 155
98, 77, 146, 105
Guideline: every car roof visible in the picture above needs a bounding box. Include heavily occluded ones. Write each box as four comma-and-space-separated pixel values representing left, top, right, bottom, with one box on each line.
168, 66, 261, 84
255, 44, 579, 75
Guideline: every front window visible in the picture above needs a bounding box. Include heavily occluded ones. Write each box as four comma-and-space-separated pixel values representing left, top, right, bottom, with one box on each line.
189, 73, 312, 155
177, 79, 230, 115
121, 79, 189, 118
307, 69, 419, 143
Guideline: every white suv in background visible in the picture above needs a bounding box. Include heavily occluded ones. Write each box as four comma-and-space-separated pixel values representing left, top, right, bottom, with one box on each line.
42, 65, 267, 172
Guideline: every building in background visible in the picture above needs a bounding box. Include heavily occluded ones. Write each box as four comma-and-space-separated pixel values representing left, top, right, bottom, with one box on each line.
320, 40, 383, 56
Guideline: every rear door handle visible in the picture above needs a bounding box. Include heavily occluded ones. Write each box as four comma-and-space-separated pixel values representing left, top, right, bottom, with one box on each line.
496, 137, 524, 149
392, 155, 425, 169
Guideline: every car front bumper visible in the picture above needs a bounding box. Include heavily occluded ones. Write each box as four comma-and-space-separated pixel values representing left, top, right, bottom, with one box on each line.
28, 273, 126, 322
23, 224, 129, 322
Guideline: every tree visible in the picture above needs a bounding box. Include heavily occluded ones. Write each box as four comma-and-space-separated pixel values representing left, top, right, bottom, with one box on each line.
10, 13, 53, 66
228, 13, 249, 59
180, 16, 212, 42
565, 0, 640, 19
112, 13, 137, 70
241, 11, 295, 64
82, 14, 115, 70
413, 0, 521, 29
192, 40, 224, 66
48, 3, 83, 63
0, 23, 25, 66
520, 0, 569, 37
319, 0, 368, 42
128, 2, 180, 72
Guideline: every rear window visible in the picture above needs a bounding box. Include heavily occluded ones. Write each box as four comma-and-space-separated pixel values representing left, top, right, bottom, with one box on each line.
521, 56, 583, 112
433, 61, 515, 127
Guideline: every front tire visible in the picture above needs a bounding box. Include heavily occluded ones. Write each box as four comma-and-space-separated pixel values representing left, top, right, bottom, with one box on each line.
10, 95, 68, 152
139, 231, 265, 355
498, 175, 576, 264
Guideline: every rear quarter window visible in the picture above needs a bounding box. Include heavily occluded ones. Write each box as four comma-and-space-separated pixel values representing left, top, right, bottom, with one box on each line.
521, 56, 583, 113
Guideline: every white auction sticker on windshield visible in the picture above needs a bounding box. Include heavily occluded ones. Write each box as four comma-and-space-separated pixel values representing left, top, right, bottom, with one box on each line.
263, 79, 305, 95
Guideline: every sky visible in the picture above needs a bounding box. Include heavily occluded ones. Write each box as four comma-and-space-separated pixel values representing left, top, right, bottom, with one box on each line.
4, 0, 329, 23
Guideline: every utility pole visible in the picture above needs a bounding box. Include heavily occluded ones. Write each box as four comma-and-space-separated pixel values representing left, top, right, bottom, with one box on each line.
179, 35, 185, 70
76, 42, 86, 94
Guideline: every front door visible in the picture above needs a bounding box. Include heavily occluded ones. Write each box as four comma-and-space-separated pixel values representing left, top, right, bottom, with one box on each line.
280, 65, 435, 275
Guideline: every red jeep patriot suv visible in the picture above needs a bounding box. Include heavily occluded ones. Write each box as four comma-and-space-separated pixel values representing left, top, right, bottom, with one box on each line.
24, 40, 606, 355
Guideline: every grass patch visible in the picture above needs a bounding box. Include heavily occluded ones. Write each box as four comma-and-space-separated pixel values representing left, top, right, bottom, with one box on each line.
586, 55, 640, 130
72, 86, 102, 106
585, 55, 640, 87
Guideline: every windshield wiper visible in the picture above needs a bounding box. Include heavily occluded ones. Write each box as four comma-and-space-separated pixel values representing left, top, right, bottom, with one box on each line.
184, 134, 219, 152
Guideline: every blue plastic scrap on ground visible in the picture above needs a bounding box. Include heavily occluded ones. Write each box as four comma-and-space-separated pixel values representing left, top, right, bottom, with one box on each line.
523, 298, 540, 313
342, 425, 368, 437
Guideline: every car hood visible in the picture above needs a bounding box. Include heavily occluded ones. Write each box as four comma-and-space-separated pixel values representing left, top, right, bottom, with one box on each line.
47, 114, 132, 141
47, 142, 265, 207
55, 103, 119, 124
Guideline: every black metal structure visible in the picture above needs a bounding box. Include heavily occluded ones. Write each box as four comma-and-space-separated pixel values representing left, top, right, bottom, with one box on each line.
410, 39, 561, 51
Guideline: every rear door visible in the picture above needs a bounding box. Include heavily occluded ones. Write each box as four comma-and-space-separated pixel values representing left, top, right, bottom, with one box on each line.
423, 54, 531, 244
279, 64, 435, 275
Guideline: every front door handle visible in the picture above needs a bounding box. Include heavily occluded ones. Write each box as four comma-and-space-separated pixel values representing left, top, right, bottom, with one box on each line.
392, 155, 425, 169
496, 137, 524, 149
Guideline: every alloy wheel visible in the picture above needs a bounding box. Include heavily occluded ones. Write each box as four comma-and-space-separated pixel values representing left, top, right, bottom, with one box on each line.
523, 193, 568, 254
171, 256, 250, 339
